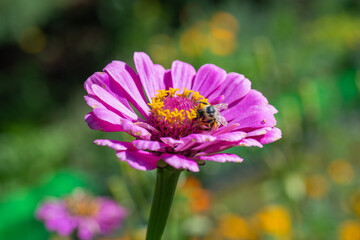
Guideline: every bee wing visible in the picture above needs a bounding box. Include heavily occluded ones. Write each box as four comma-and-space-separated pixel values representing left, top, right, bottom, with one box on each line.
217, 115, 228, 126
214, 103, 228, 111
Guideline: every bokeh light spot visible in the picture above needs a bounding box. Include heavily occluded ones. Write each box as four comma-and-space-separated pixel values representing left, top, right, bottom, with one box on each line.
19, 26, 46, 54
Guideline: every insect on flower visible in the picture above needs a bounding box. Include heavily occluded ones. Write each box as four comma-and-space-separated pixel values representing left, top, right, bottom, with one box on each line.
196, 102, 228, 131
84, 52, 282, 172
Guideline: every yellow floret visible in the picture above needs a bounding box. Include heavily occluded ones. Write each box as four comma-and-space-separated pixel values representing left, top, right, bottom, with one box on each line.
149, 88, 208, 126
168, 88, 179, 97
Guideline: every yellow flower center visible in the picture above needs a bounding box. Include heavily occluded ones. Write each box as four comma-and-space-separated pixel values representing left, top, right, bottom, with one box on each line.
147, 88, 209, 139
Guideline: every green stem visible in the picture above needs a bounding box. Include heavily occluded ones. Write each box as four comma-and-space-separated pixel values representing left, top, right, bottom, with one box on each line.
146, 166, 182, 240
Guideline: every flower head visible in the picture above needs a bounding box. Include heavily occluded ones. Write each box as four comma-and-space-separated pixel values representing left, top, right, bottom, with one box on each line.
85, 52, 281, 172
36, 189, 128, 240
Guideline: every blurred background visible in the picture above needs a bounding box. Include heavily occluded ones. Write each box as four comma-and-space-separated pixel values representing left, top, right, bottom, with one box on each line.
0, 0, 360, 239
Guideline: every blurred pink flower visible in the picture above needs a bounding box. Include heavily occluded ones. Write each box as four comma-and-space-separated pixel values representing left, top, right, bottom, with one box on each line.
36, 190, 127, 240
84, 52, 281, 172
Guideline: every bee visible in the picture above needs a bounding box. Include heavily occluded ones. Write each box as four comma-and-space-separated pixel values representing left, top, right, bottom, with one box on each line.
196, 102, 228, 131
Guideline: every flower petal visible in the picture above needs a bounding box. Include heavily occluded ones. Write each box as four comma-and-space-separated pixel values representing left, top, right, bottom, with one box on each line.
161, 153, 199, 172
116, 150, 159, 171
94, 139, 134, 151
233, 105, 277, 130
84, 95, 106, 110
104, 60, 149, 118
196, 141, 242, 155
192, 131, 246, 151
195, 153, 243, 163
77, 219, 98, 240
96, 198, 128, 233
160, 137, 184, 148
207, 72, 251, 106
87, 108, 151, 139
163, 69, 172, 89
120, 118, 152, 140
135, 122, 160, 134
222, 89, 269, 122
213, 123, 240, 136
134, 52, 164, 99
36, 201, 77, 236
257, 127, 282, 144
84, 72, 109, 95
133, 140, 167, 151
85, 72, 134, 113
154, 64, 167, 90
246, 127, 272, 137
171, 60, 196, 91
91, 84, 138, 120
239, 138, 263, 148
216, 131, 247, 142
85, 110, 123, 132
175, 134, 216, 152
192, 64, 227, 97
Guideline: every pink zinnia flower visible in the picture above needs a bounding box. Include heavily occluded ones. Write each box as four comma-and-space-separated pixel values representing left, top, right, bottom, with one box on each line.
84, 52, 281, 172
36, 190, 128, 240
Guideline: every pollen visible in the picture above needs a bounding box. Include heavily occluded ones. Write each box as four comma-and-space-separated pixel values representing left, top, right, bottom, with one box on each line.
148, 88, 209, 139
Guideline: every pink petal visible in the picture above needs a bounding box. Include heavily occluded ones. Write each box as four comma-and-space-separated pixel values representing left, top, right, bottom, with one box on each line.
246, 127, 272, 137
94, 139, 134, 151
134, 122, 160, 134
87, 109, 151, 139
120, 118, 152, 140
257, 127, 282, 144
210, 95, 225, 105
154, 64, 172, 89
175, 134, 216, 152
84, 95, 106, 110
195, 153, 243, 163
161, 153, 199, 172
196, 141, 242, 155
154, 64, 167, 91
77, 219, 98, 240
239, 138, 263, 148
85, 72, 134, 114
213, 123, 240, 136
222, 89, 269, 122
233, 105, 277, 130
91, 84, 138, 120
216, 131, 247, 142
208, 72, 251, 107
160, 137, 184, 148
85, 110, 123, 132
134, 52, 164, 99
104, 60, 149, 118
171, 60, 196, 90
84, 72, 109, 95
132, 140, 167, 151
191, 131, 245, 151
116, 151, 159, 171
96, 198, 127, 234
192, 64, 227, 97
163, 69, 172, 89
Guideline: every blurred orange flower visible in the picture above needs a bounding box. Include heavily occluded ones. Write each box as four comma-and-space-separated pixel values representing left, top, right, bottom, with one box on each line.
305, 174, 329, 199
180, 11, 239, 57
327, 159, 354, 185
180, 22, 208, 57
339, 220, 360, 240
256, 205, 292, 237
349, 190, 360, 218
218, 213, 256, 240
181, 176, 211, 214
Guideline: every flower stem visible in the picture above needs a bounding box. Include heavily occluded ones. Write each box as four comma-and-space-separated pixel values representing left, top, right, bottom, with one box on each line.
146, 166, 182, 240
